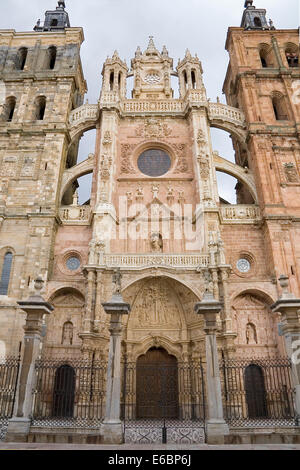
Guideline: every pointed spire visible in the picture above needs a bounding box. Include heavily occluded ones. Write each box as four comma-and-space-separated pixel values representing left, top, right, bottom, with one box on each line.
146, 36, 159, 55
185, 49, 192, 59
135, 46, 142, 59
112, 50, 120, 60
162, 45, 169, 58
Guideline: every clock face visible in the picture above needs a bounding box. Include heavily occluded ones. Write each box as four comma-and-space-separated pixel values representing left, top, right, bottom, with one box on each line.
144, 73, 161, 84
138, 149, 171, 177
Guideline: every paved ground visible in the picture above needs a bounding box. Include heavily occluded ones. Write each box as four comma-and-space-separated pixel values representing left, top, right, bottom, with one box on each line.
0, 443, 300, 450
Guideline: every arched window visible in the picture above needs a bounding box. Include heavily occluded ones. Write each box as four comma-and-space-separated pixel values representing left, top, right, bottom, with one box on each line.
46, 46, 57, 70
118, 72, 122, 88
254, 17, 262, 28
52, 365, 75, 417
191, 70, 196, 89
272, 94, 288, 121
5, 97, 16, 122
0, 252, 13, 295
245, 364, 267, 418
285, 43, 299, 68
259, 44, 273, 68
17, 47, 28, 70
35, 96, 46, 121
109, 71, 114, 91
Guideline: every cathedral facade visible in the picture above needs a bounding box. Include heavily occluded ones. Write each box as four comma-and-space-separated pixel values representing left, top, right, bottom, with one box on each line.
0, 1, 300, 444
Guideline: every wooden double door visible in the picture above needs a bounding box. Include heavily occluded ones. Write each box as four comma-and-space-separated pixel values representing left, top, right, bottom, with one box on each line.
136, 348, 179, 419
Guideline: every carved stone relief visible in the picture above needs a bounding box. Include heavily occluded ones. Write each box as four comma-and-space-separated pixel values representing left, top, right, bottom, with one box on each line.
135, 118, 172, 139
284, 162, 299, 183
120, 144, 135, 174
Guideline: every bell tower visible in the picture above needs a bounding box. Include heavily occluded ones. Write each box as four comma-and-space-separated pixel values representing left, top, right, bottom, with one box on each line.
177, 49, 204, 98
223, 1, 300, 294
131, 37, 173, 99
101, 51, 128, 99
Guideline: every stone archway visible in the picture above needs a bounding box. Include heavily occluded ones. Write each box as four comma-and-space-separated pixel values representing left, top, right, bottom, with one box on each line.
122, 275, 202, 361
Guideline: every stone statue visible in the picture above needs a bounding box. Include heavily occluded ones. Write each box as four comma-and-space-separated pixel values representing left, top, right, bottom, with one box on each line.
151, 233, 163, 252
246, 322, 258, 344
62, 321, 73, 345
112, 268, 122, 294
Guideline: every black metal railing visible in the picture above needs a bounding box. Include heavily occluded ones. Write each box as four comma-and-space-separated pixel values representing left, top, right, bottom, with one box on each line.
0, 355, 21, 419
32, 357, 107, 428
220, 355, 297, 427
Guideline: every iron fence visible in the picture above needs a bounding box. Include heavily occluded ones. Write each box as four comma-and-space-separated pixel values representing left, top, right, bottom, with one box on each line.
32, 356, 107, 428
121, 360, 206, 444
0, 354, 21, 441
220, 355, 297, 427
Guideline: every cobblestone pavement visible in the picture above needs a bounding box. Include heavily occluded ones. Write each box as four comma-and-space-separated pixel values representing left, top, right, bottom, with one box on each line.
0, 443, 300, 450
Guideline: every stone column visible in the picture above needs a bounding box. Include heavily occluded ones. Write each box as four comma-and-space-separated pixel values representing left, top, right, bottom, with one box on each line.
195, 290, 229, 444
271, 275, 300, 423
5, 278, 54, 442
100, 269, 130, 444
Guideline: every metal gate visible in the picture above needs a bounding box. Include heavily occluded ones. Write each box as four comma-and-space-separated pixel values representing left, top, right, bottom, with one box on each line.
0, 354, 21, 441
122, 356, 206, 444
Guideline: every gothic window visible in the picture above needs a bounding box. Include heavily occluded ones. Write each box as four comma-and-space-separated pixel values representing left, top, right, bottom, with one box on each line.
109, 71, 114, 91
0, 252, 13, 295
17, 47, 28, 70
46, 46, 57, 70
259, 44, 273, 68
35, 96, 46, 120
5, 97, 16, 122
254, 17, 262, 28
285, 44, 299, 68
191, 70, 196, 89
272, 94, 288, 121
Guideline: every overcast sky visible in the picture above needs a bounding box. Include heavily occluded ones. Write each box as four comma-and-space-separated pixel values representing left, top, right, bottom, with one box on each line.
0, 0, 299, 203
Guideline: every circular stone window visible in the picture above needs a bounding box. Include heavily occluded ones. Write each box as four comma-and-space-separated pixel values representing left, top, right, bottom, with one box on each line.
236, 258, 251, 273
66, 256, 81, 271
137, 149, 171, 177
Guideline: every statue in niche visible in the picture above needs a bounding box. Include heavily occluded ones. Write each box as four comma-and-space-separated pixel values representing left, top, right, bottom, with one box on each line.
246, 322, 258, 344
284, 162, 299, 183
151, 232, 163, 252
62, 321, 74, 345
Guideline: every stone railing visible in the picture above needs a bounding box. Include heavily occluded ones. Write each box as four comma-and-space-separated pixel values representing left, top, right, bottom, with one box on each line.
121, 99, 184, 114
100, 91, 120, 106
220, 205, 261, 224
59, 205, 91, 224
208, 103, 245, 128
69, 104, 99, 127
97, 253, 209, 269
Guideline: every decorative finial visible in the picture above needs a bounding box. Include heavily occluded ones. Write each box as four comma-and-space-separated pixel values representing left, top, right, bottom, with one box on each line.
34, 277, 44, 294
244, 0, 253, 7
278, 274, 289, 294
58, 0, 66, 8
112, 268, 122, 294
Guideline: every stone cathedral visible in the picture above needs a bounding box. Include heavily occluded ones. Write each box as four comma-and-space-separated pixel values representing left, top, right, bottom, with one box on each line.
0, 0, 300, 445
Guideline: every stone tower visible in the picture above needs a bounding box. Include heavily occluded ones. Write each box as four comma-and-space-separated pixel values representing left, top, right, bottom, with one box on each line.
0, 1, 86, 354
223, 0, 300, 297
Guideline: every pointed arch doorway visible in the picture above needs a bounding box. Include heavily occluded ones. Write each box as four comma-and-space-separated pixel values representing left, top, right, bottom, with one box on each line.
136, 347, 179, 419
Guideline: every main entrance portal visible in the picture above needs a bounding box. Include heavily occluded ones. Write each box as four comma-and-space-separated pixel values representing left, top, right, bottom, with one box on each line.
136, 348, 178, 419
